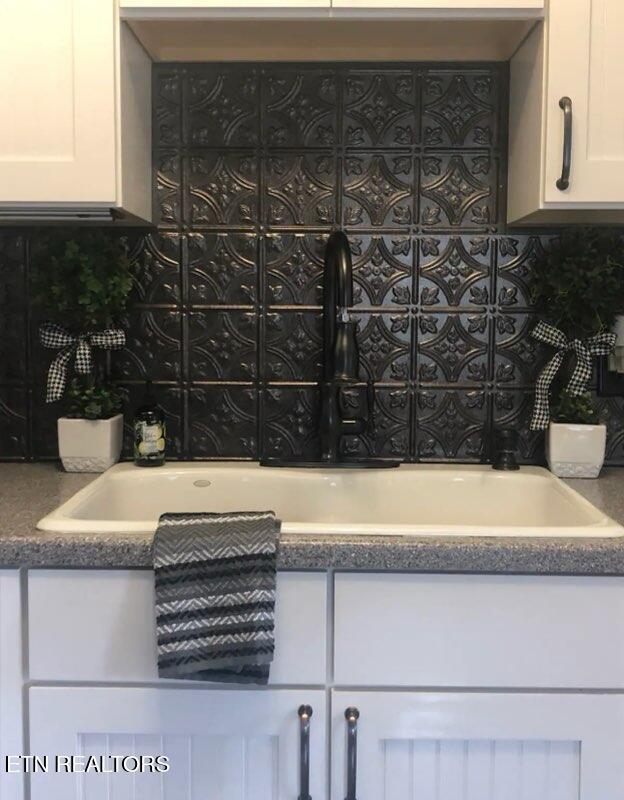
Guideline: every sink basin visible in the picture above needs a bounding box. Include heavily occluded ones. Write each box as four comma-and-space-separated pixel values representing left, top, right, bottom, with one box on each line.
37, 463, 622, 537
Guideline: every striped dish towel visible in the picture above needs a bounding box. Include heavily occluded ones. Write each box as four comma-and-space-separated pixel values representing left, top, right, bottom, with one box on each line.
153, 511, 280, 684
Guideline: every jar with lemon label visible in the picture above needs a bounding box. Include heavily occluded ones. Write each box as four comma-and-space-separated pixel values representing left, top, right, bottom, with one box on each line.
133, 381, 166, 467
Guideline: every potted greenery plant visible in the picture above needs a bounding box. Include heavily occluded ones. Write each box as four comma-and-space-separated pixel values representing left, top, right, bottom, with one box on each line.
546, 392, 606, 478
31, 230, 132, 472
530, 228, 624, 478
57, 378, 125, 472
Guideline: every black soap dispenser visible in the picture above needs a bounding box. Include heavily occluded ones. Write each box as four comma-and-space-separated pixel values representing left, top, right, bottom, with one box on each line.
133, 380, 166, 467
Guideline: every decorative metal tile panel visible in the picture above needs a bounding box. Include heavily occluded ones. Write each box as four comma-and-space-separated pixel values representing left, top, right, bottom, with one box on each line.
265, 232, 326, 306
189, 310, 258, 382
266, 151, 337, 227
2, 62, 624, 464
0, 234, 27, 384
422, 68, 499, 147
264, 68, 337, 148
344, 69, 417, 149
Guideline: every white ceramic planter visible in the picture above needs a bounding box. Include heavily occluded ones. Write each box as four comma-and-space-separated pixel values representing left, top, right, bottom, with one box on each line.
546, 422, 607, 479
57, 414, 124, 473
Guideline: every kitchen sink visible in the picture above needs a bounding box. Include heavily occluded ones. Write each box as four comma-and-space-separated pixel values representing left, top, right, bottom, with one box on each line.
36, 463, 622, 537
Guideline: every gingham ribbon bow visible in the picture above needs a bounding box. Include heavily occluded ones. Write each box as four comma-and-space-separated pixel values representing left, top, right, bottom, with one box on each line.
530, 321, 615, 431
39, 322, 125, 403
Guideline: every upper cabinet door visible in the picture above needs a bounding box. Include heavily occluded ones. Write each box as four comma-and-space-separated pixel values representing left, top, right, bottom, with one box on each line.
0, 0, 116, 205
544, 0, 624, 204
331, 1, 543, 11
509, 0, 624, 222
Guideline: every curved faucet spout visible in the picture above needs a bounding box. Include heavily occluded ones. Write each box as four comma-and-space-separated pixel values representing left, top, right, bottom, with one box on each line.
261, 235, 398, 466
323, 231, 356, 381
320, 231, 370, 462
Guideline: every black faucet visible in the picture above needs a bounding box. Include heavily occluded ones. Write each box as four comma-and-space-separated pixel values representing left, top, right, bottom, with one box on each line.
260, 231, 398, 467
319, 231, 370, 462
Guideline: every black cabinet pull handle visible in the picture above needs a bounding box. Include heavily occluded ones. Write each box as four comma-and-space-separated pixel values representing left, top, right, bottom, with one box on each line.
556, 97, 573, 191
344, 707, 360, 800
298, 704, 313, 800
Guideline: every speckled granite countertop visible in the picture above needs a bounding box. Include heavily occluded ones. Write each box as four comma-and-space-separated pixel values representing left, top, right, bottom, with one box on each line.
1, 463, 624, 574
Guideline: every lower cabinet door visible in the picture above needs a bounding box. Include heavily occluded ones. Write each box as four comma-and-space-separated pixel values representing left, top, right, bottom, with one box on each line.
29, 687, 326, 800
332, 691, 624, 800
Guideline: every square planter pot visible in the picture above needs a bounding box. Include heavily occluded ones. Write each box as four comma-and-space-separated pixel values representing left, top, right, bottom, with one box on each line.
546, 422, 607, 479
57, 414, 124, 473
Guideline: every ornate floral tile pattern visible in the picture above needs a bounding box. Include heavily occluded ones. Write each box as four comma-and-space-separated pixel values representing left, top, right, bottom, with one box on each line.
3, 62, 624, 464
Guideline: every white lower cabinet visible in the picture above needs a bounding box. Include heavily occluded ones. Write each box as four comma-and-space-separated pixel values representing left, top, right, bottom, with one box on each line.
29, 687, 327, 800
332, 691, 624, 800
25, 684, 624, 800
21, 570, 624, 799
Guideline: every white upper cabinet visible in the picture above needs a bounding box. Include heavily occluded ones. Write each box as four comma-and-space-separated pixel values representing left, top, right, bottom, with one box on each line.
331, 0, 543, 12
122, 0, 541, 10
121, 0, 330, 8
0, 0, 152, 222
544, 0, 624, 204
508, 0, 624, 224
0, 0, 116, 206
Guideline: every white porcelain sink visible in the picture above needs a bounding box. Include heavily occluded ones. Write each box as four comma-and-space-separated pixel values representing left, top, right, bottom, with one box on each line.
37, 463, 622, 537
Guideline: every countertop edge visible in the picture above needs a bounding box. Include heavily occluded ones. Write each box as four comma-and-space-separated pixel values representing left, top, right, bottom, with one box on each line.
2, 463, 624, 574
2, 531, 624, 574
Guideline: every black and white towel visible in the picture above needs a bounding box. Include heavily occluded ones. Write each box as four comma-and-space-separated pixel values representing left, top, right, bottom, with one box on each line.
153, 511, 280, 684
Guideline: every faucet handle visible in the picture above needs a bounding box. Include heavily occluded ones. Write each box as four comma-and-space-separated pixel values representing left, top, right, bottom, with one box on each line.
336, 307, 352, 324
337, 383, 372, 430
338, 386, 361, 414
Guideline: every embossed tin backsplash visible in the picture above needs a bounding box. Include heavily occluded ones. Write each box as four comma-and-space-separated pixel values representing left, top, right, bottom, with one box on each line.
2, 62, 624, 463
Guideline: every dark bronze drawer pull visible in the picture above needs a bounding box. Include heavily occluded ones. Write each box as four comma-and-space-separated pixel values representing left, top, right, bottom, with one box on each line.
298, 704, 313, 800
344, 707, 360, 800
556, 96, 573, 191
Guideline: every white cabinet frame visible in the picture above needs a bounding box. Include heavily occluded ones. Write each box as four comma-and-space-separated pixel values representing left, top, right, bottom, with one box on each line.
0, 570, 23, 800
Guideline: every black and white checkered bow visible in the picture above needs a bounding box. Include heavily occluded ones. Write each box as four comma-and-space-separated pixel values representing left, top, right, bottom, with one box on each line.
39, 322, 126, 403
529, 321, 615, 431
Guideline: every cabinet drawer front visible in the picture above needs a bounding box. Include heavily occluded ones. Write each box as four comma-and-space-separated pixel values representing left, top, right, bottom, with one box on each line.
334, 573, 624, 688
29, 570, 327, 684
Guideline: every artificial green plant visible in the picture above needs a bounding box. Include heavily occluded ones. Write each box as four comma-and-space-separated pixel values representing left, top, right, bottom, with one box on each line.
530, 227, 624, 424
31, 230, 133, 419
